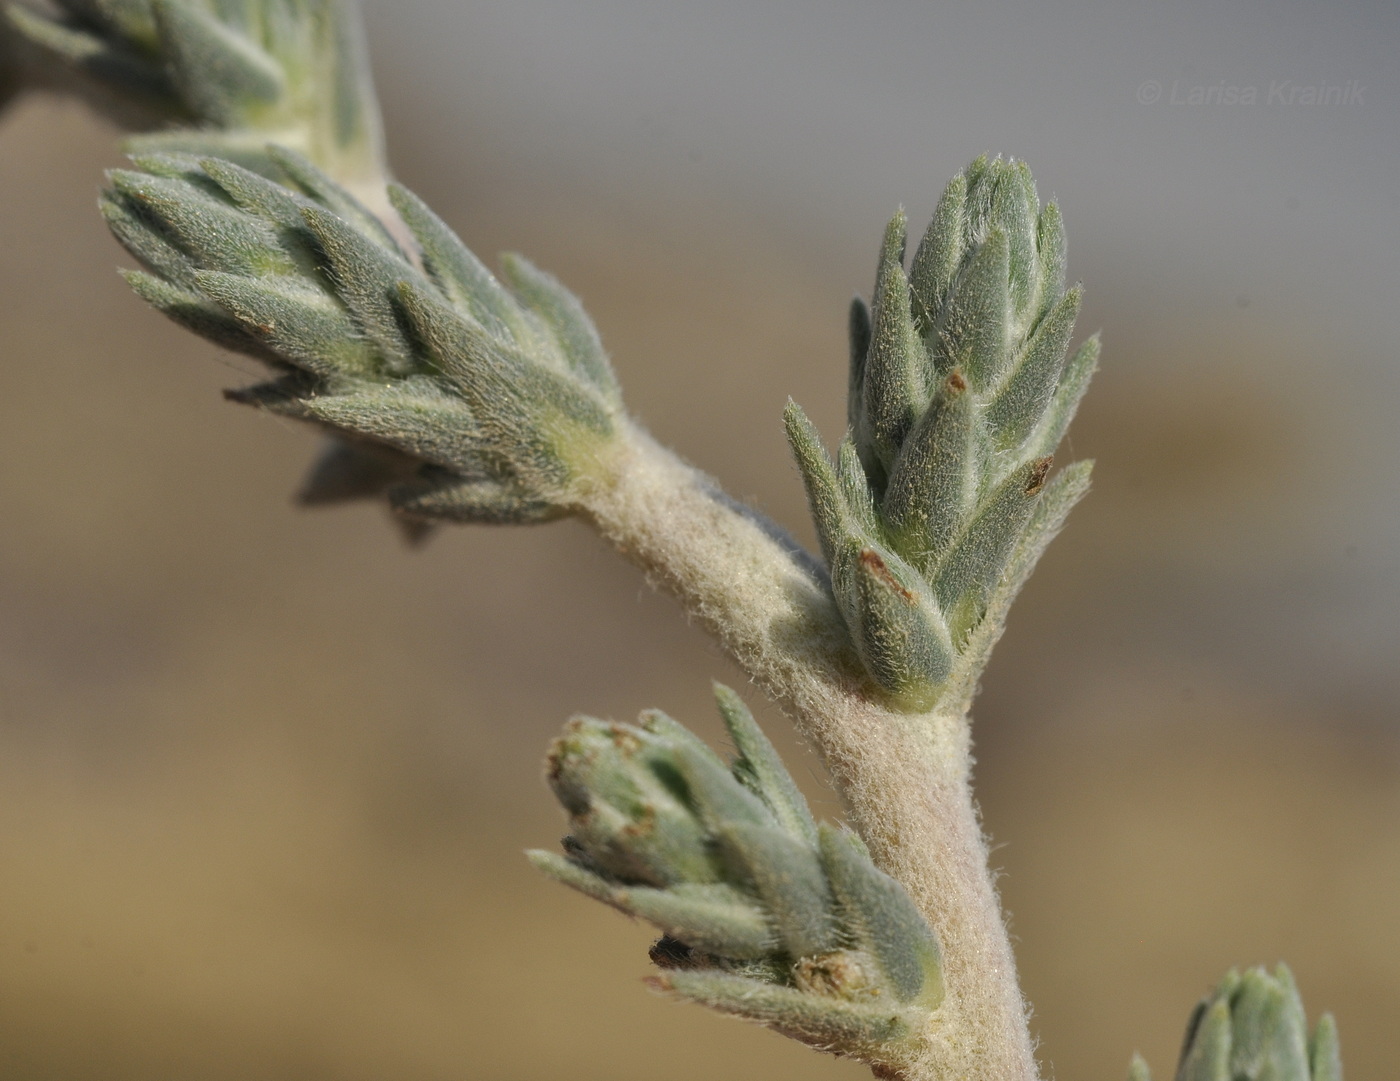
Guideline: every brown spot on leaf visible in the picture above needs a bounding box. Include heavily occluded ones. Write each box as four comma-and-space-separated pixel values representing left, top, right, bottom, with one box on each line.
859, 549, 914, 601
793, 950, 880, 1000
1025, 455, 1053, 495
946, 369, 967, 393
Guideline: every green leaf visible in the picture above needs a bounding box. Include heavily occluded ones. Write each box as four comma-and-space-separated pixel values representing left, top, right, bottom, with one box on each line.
986, 285, 1082, 448
193, 269, 379, 378
846, 295, 872, 438
662, 969, 911, 1051
818, 824, 943, 1007
908, 171, 967, 337
151, 0, 283, 126
299, 202, 420, 370
1028, 333, 1098, 459
499, 252, 620, 402
834, 540, 953, 700
861, 210, 926, 481
784, 400, 851, 569
120, 268, 279, 363
933, 454, 1052, 622
712, 682, 818, 846
387, 182, 519, 340
716, 822, 836, 958
881, 368, 975, 565
935, 226, 1009, 390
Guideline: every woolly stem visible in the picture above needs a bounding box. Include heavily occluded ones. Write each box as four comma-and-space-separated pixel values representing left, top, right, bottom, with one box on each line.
580, 423, 1038, 1081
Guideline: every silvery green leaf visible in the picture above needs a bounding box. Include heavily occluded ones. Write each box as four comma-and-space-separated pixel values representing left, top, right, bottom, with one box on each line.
302, 381, 486, 471
268, 145, 399, 251
908, 171, 967, 337
1179, 1000, 1233, 1081
933, 454, 1052, 623
1128, 1053, 1153, 1081
102, 182, 200, 282
784, 400, 850, 569
120, 268, 280, 363
193, 269, 379, 378
935, 226, 1009, 390
964, 460, 1092, 662
1028, 333, 1099, 460
716, 821, 836, 958
993, 161, 1039, 328
661, 969, 911, 1051
299, 203, 418, 371
818, 824, 943, 1007
881, 368, 974, 564
1170, 966, 1339, 1081
150, 0, 283, 126
835, 439, 880, 539
1036, 200, 1067, 318
669, 741, 774, 832
861, 210, 926, 481
834, 540, 953, 699
394, 277, 615, 480
624, 884, 774, 959
388, 474, 566, 525
712, 683, 818, 846
1309, 1015, 1341, 1081
986, 285, 1082, 448
1229, 966, 1310, 1081
499, 252, 619, 402
387, 181, 518, 340
197, 155, 326, 267
107, 167, 296, 277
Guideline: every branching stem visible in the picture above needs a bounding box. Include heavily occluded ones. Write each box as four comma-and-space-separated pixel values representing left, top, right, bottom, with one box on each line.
581, 422, 1037, 1081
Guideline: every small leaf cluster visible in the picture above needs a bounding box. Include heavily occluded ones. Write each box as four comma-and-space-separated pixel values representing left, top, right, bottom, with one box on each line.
787, 156, 1096, 709
529, 685, 943, 1066
6, 0, 381, 180
1130, 965, 1341, 1081
104, 149, 623, 527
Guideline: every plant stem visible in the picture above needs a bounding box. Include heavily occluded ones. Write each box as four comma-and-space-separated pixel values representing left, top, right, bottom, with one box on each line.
580, 423, 1038, 1081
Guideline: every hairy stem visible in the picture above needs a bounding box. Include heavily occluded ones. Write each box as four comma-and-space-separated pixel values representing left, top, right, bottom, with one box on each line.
581, 422, 1037, 1081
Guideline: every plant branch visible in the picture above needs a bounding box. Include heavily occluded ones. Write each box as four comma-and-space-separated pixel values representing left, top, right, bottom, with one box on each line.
581, 422, 1036, 1081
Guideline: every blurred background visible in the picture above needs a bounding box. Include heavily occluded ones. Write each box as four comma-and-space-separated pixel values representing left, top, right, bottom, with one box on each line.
1, 1, 1398, 1079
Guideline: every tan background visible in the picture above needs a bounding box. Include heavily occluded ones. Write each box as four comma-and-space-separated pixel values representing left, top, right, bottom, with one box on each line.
2, 4, 1398, 1079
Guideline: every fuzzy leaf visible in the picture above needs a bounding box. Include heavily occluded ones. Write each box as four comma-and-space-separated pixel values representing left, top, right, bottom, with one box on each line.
387, 182, 518, 340
846, 295, 871, 438
194, 269, 378, 377
936, 226, 1009, 390
713, 682, 818, 846
861, 210, 925, 481
1028, 333, 1099, 460
908, 171, 967, 337
388, 474, 566, 525
986, 285, 1083, 447
299, 202, 418, 370
150, 0, 283, 126
717, 822, 836, 958
661, 969, 911, 1051
120, 268, 277, 362
933, 454, 1052, 621
881, 368, 974, 563
499, 252, 619, 402
818, 824, 943, 1007
835, 541, 953, 700
784, 400, 851, 569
